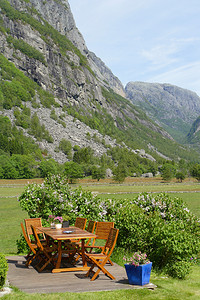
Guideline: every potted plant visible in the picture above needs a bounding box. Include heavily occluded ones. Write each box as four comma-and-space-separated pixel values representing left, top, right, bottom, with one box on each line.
47, 215, 56, 228
123, 251, 152, 285
53, 216, 63, 229
62, 215, 71, 228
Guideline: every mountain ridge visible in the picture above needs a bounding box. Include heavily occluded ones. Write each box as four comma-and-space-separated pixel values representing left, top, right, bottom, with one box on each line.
125, 81, 200, 143
0, 0, 199, 165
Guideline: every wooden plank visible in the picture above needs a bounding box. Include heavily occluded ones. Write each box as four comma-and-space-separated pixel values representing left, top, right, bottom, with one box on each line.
6, 256, 157, 294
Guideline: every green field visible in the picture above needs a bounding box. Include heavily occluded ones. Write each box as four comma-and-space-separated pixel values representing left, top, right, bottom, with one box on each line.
0, 180, 200, 299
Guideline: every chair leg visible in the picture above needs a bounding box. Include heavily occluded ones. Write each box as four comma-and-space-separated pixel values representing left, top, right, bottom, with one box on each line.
85, 263, 96, 277
87, 258, 116, 281
108, 258, 114, 266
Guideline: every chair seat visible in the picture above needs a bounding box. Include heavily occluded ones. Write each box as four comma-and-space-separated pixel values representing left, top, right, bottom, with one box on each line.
86, 253, 107, 259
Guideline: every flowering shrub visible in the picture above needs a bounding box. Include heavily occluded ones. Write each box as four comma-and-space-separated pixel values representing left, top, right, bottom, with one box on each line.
18, 174, 111, 224
123, 251, 150, 266
133, 192, 193, 222
113, 193, 200, 279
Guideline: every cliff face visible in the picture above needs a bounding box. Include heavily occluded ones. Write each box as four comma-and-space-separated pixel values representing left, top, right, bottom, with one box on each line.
125, 81, 200, 142
25, 0, 125, 97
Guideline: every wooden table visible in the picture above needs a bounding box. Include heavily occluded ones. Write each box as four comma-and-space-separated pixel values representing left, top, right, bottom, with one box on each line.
37, 226, 96, 273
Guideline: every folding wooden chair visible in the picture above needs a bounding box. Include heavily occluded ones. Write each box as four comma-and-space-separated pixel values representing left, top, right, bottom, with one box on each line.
20, 223, 40, 267
85, 227, 119, 281
31, 225, 57, 272
85, 221, 114, 265
24, 218, 46, 243
75, 217, 87, 230
75, 220, 96, 261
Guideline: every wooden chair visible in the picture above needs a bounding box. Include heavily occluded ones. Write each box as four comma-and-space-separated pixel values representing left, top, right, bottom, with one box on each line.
20, 223, 39, 267
24, 218, 46, 243
85, 221, 114, 265
74, 217, 87, 230
85, 228, 119, 281
31, 225, 57, 272
75, 220, 96, 261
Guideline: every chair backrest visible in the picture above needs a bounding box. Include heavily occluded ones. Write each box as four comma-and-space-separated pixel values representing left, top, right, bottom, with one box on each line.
103, 227, 119, 257
20, 223, 36, 254
31, 225, 44, 252
75, 217, 87, 230
87, 220, 96, 233
85, 220, 96, 246
25, 218, 45, 241
95, 222, 114, 240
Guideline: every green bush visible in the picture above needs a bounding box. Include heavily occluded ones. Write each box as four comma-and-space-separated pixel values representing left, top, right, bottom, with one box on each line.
59, 139, 72, 158
18, 174, 105, 223
109, 193, 200, 279
0, 253, 8, 289
166, 260, 191, 279
7, 36, 46, 65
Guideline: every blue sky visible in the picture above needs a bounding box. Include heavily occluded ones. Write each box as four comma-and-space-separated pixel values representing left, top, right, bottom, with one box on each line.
69, 0, 200, 96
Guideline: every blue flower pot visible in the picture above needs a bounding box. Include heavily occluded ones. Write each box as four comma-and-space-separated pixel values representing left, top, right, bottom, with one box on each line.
125, 262, 152, 285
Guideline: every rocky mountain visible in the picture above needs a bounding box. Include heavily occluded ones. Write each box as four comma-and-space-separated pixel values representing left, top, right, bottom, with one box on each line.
0, 0, 199, 165
125, 81, 200, 143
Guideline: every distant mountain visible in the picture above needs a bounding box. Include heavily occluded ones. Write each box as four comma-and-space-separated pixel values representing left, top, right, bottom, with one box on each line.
125, 81, 200, 143
0, 0, 199, 164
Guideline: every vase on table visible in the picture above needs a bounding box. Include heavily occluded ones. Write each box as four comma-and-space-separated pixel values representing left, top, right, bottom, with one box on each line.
55, 223, 62, 229
125, 262, 152, 286
50, 222, 55, 229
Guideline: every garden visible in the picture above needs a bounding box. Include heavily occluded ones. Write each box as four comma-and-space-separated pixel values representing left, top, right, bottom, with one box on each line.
0, 175, 200, 299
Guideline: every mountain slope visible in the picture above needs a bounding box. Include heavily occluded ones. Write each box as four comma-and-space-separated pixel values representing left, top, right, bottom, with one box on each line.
125, 81, 200, 143
0, 0, 199, 164
186, 116, 200, 147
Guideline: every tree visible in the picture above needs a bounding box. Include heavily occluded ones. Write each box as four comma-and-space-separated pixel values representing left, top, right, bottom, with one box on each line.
10, 154, 35, 178
39, 159, 59, 178
176, 171, 186, 182
64, 161, 84, 183
92, 166, 106, 181
59, 139, 72, 159
191, 163, 200, 181
113, 164, 127, 183
73, 146, 95, 164
161, 163, 176, 181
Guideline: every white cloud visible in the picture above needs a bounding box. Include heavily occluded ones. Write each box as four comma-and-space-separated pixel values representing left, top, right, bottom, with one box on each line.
141, 44, 179, 67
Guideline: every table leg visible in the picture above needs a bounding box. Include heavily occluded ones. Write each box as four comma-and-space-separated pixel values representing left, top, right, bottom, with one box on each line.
55, 240, 62, 269
81, 238, 87, 268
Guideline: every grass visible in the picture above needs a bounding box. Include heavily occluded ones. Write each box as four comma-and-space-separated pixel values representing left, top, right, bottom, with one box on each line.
0, 178, 200, 299
0, 185, 28, 254
82, 182, 200, 194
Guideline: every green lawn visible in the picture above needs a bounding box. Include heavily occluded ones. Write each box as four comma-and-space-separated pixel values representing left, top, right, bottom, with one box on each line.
82, 182, 200, 194
0, 185, 28, 254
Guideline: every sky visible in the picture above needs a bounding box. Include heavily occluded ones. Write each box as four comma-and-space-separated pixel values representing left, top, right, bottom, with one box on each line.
69, 0, 200, 96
